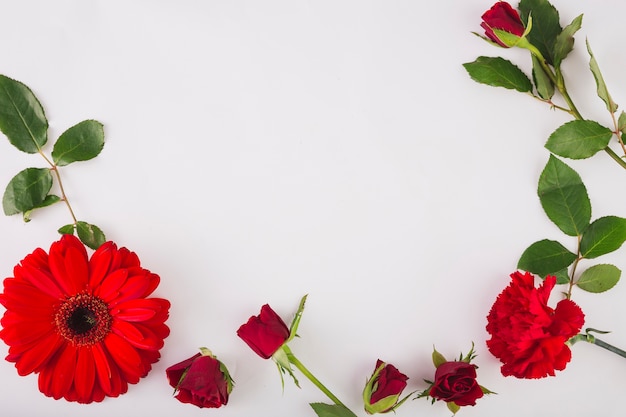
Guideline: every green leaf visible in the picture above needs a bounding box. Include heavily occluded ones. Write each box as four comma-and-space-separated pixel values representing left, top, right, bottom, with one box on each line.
310, 403, 358, 417
580, 216, 626, 259
76, 221, 106, 249
23, 194, 61, 222
586, 39, 618, 113
518, 239, 577, 276
537, 155, 591, 236
52, 120, 105, 166
577, 264, 621, 293
2, 168, 53, 216
0, 75, 48, 153
618, 111, 626, 133
553, 268, 570, 285
447, 401, 461, 415
545, 120, 612, 159
531, 54, 554, 99
553, 14, 583, 68
432, 347, 447, 368
463, 57, 532, 93
518, 0, 562, 65
58, 224, 76, 235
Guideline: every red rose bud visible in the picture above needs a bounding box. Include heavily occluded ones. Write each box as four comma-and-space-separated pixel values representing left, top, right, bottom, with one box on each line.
363, 360, 409, 414
429, 361, 484, 407
166, 349, 234, 409
480, 1, 525, 47
237, 303, 290, 359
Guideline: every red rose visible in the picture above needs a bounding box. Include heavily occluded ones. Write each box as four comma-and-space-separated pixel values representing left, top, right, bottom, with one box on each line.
237, 304, 290, 359
486, 271, 585, 378
363, 359, 409, 414
166, 350, 233, 408
481, 1, 525, 47
429, 361, 483, 406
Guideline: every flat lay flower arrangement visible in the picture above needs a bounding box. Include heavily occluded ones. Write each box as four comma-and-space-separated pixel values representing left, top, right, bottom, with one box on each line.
1, 0, 626, 416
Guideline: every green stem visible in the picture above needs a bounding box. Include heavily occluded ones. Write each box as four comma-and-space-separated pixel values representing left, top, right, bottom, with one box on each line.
39, 150, 78, 225
570, 333, 626, 359
284, 348, 349, 409
531, 54, 626, 170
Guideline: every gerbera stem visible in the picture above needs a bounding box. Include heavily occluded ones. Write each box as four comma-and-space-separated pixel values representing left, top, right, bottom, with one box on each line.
284, 349, 349, 409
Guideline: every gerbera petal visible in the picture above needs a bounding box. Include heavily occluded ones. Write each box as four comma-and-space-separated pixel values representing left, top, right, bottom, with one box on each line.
63, 245, 89, 293
94, 269, 128, 302
111, 298, 168, 322
88, 242, 115, 288
12, 333, 64, 376
104, 333, 144, 383
91, 343, 113, 394
112, 320, 163, 350
50, 344, 78, 400
75, 347, 96, 403
16, 264, 65, 299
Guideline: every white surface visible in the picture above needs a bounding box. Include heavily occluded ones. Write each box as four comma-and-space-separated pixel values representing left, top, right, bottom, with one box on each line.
1, 1, 626, 416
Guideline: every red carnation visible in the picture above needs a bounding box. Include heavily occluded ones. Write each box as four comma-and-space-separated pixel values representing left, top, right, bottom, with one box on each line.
0, 234, 170, 403
486, 271, 585, 378
481, 2, 525, 47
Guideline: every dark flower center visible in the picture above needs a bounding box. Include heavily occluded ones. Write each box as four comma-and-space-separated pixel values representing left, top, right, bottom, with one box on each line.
55, 293, 112, 346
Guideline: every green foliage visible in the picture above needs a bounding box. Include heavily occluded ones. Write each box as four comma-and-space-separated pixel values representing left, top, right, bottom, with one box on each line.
58, 224, 75, 235
517, 239, 577, 276
545, 120, 612, 159
531, 54, 554, 99
463, 57, 532, 93
432, 347, 446, 368
52, 120, 105, 166
537, 155, 591, 236
0, 75, 48, 153
586, 39, 618, 113
577, 264, 621, 293
518, 0, 562, 65
76, 221, 106, 249
310, 403, 358, 417
553, 14, 583, 68
580, 216, 626, 259
2, 168, 53, 216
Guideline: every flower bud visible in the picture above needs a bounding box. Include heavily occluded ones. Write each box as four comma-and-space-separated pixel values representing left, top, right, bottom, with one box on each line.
166, 348, 234, 409
362, 360, 409, 414
480, 2, 525, 47
237, 304, 290, 359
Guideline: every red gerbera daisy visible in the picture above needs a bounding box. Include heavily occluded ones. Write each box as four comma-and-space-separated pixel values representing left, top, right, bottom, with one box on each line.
0, 234, 170, 403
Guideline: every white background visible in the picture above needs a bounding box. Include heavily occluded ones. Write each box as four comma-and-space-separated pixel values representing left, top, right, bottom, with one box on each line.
1, 1, 626, 416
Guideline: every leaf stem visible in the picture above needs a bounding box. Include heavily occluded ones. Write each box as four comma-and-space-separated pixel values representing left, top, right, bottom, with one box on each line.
284, 347, 350, 410
39, 150, 77, 225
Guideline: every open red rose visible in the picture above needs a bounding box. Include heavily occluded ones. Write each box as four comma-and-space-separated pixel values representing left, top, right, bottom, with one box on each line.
486, 271, 585, 378
363, 359, 409, 414
429, 361, 483, 407
166, 350, 233, 408
481, 1, 525, 47
237, 304, 290, 359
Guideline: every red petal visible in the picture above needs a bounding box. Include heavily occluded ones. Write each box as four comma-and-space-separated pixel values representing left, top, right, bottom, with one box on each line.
50, 344, 78, 400
89, 242, 115, 288
104, 333, 144, 383
112, 320, 163, 350
94, 269, 128, 302
15, 264, 64, 299
74, 348, 96, 402
13, 333, 64, 376
91, 343, 113, 394
63, 245, 89, 293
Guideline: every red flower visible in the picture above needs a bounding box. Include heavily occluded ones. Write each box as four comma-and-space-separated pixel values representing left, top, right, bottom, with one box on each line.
429, 361, 483, 407
486, 271, 585, 378
481, 2, 525, 47
363, 359, 409, 414
166, 350, 233, 408
0, 234, 170, 403
237, 304, 290, 359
